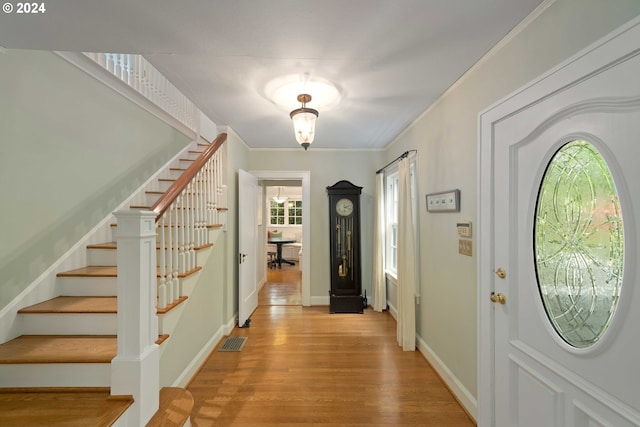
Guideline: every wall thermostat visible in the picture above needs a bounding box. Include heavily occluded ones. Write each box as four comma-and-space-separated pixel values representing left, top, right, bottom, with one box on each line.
457, 221, 472, 238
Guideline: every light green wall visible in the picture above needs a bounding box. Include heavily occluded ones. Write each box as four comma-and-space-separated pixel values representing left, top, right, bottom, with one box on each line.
384, 0, 640, 401
247, 149, 382, 302
0, 50, 189, 308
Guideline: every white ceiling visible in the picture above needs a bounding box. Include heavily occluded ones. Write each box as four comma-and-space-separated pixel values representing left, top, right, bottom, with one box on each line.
0, 0, 543, 150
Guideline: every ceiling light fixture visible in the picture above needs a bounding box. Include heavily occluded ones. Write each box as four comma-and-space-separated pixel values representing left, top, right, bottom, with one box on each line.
290, 94, 319, 150
272, 186, 288, 204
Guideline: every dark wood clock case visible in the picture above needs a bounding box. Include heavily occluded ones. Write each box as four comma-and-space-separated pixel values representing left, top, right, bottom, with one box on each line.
327, 180, 365, 313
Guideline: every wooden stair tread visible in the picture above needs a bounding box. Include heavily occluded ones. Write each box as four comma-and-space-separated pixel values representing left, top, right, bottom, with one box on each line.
0, 335, 117, 364
147, 387, 193, 427
86, 242, 118, 250
57, 266, 117, 277
19, 296, 117, 314
57, 265, 203, 278
0, 388, 133, 427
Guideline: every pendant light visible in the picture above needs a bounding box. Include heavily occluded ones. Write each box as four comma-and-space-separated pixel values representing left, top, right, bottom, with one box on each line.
290, 94, 319, 150
272, 186, 288, 204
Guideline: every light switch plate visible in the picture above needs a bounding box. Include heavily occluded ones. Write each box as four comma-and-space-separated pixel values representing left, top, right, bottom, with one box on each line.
459, 239, 472, 256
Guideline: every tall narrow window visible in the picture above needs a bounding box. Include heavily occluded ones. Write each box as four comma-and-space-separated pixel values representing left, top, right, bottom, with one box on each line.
534, 140, 624, 348
385, 172, 399, 275
288, 200, 303, 225
383, 160, 416, 277
269, 201, 286, 225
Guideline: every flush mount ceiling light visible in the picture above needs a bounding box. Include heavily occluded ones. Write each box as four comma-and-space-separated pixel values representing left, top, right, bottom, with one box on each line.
265, 75, 341, 111
290, 94, 319, 150
272, 186, 288, 204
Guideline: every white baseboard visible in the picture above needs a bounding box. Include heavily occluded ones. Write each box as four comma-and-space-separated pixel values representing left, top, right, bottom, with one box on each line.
387, 301, 398, 321
416, 334, 477, 423
310, 296, 329, 306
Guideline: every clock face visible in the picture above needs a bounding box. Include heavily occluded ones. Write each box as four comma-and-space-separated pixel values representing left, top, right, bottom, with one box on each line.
336, 198, 354, 216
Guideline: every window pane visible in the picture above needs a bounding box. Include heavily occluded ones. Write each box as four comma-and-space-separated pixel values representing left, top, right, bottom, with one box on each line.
534, 140, 624, 348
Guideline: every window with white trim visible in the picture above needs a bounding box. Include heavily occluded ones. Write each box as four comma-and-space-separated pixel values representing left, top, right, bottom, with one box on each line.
385, 171, 399, 276
384, 159, 417, 277
269, 199, 303, 225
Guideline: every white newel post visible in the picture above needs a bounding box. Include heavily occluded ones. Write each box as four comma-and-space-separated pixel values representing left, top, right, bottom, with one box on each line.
111, 210, 160, 426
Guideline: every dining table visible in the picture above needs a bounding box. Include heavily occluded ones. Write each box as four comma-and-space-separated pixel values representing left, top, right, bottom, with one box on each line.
267, 237, 296, 268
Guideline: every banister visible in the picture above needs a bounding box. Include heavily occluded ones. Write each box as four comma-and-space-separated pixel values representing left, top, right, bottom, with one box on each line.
151, 132, 227, 221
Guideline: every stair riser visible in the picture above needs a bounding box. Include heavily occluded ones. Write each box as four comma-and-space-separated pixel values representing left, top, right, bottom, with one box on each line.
145, 192, 163, 206
0, 363, 111, 387
20, 313, 117, 335
155, 181, 175, 192
179, 159, 195, 168
167, 169, 185, 180
59, 277, 117, 296
87, 248, 118, 266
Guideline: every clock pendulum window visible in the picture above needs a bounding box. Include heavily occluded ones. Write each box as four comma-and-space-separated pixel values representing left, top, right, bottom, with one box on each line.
326, 180, 365, 313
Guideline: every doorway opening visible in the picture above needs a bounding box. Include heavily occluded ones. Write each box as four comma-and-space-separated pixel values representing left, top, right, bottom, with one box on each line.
250, 170, 311, 307
260, 183, 303, 306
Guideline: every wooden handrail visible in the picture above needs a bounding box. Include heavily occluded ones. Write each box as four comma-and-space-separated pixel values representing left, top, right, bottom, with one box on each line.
151, 133, 227, 221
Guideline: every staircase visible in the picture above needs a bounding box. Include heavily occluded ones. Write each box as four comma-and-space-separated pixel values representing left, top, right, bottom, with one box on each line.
0, 135, 228, 426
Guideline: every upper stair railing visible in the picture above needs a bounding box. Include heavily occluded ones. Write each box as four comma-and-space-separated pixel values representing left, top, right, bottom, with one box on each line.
83, 52, 198, 133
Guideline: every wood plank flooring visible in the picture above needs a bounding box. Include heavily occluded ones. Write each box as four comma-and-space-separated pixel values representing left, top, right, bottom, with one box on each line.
259, 262, 302, 306
188, 264, 475, 426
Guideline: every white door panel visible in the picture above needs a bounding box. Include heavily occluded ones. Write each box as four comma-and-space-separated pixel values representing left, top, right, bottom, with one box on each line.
238, 169, 258, 328
480, 17, 640, 427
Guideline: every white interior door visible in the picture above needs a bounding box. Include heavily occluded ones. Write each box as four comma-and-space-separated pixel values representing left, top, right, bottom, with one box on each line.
479, 18, 640, 427
238, 169, 258, 328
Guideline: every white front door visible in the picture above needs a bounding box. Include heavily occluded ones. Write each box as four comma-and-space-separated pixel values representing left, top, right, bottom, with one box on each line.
238, 169, 258, 328
479, 18, 640, 426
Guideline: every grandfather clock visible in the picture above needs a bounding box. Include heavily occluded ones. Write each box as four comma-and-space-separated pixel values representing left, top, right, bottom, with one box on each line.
327, 180, 364, 313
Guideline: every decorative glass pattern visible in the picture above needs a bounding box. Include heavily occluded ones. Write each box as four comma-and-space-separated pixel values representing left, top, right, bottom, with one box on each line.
534, 140, 624, 348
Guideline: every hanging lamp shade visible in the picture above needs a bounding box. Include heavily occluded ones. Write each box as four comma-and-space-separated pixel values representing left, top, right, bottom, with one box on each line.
290, 94, 319, 150
272, 187, 288, 204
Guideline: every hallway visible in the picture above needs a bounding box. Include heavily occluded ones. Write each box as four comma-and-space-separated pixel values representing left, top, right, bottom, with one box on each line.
187, 304, 475, 426
259, 262, 302, 306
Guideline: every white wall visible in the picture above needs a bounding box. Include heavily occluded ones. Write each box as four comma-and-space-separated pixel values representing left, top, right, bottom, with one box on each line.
0, 49, 190, 309
383, 0, 640, 409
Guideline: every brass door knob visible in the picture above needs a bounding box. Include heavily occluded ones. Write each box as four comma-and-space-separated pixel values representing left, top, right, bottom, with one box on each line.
495, 268, 506, 279
490, 292, 506, 304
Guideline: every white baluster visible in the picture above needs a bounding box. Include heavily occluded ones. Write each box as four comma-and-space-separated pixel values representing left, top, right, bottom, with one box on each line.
189, 181, 196, 270
172, 201, 180, 299
166, 204, 174, 304
178, 194, 186, 274
158, 215, 167, 309
185, 182, 193, 271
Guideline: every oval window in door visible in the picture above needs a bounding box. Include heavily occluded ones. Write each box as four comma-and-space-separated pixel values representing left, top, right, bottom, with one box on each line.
534, 140, 624, 348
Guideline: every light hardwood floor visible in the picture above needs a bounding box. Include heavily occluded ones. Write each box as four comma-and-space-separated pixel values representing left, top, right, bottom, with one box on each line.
188, 264, 475, 426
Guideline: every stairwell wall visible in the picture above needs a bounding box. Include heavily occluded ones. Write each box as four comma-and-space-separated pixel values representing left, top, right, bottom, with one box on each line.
0, 49, 190, 309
